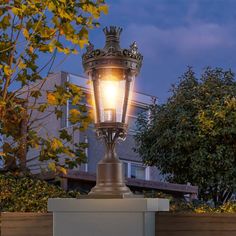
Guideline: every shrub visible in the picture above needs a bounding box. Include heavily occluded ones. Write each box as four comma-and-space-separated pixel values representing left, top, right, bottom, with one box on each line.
0, 173, 79, 212
171, 199, 236, 213
143, 190, 236, 213
135, 67, 236, 206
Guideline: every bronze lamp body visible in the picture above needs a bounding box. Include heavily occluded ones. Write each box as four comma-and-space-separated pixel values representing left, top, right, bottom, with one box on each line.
82, 26, 143, 198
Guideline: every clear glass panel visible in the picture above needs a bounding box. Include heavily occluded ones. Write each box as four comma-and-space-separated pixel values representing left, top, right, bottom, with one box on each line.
91, 70, 136, 124
125, 76, 135, 123
98, 75, 126, 123
90, 82, 98, 123
131, 163, 146, 180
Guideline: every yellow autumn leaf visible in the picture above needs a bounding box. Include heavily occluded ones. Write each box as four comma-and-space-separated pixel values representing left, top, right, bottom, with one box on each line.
58, 166, 67, 175
3, 65, 13, 76
99, 5, 109, 14
69, 109, 81, 123
78, 39, 88, 49
47, 92, 57, 105
21, 4, 27, 11
63, 47, 70, 54
51, 138, 63, 151
71, 37, 79, 44
29, 46, 34, 53
64, 148, 75, 158
57, 47, 70, 54
76, 16, 83, 24
48, 162, 56, 172
58, 9, 73, 20
69, 83, 81, 93
82, 4, 99, 18
71, 49, 78, 54
11, 7, 20, 15
48, 43, 55, 53
22, 28, 29, 39
33, 143, 39, 149
18, 61, 27, 69
48, 2, 56, 11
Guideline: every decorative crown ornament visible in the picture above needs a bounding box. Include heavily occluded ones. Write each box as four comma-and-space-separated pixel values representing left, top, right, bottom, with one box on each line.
82, 26, 143, 76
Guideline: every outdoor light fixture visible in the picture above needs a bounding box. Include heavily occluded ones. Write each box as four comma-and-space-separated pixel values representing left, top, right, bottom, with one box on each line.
82, 26, 143, 198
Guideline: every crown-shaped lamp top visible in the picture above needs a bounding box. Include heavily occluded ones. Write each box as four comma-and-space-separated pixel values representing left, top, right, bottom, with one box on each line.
103, 26, 122, 50
82, 26, 143, 75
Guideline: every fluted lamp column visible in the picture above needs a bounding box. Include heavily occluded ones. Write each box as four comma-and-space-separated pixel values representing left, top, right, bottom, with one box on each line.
82, 26, 143, 198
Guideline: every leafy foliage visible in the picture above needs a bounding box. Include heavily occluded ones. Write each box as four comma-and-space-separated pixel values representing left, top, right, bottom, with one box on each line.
0, 0, 108, 173
0, 173, 79, 212
170, 199, 236, 213
144, 190, 236, 213
135, 67, 236, 206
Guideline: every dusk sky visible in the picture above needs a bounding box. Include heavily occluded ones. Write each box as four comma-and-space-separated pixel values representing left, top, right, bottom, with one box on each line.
55, 0, 236, 103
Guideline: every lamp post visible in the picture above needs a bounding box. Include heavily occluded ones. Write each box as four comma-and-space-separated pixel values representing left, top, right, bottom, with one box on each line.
82, 26, 143, 198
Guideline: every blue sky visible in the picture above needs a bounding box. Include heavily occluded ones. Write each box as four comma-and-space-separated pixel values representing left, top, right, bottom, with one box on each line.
56, 0, 236, 103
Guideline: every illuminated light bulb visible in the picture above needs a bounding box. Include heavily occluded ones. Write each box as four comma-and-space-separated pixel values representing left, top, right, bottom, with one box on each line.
101, 80, 118, 108
104, 108, 115, 122
101, 79, 119, 122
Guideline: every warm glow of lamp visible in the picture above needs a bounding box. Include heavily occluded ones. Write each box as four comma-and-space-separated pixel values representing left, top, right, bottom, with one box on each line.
101, 80, 118, 109
97, 74, 126, 123
101, 80, 118, 122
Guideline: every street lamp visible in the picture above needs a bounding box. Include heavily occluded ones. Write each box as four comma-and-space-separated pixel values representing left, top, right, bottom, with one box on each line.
82, 26, 143, 198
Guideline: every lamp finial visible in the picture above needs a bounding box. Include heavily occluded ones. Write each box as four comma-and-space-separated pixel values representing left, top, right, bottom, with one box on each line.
103, 26, 123, 50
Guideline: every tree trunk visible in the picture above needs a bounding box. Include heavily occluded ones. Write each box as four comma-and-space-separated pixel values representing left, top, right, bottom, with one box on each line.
18, 106, 28, 172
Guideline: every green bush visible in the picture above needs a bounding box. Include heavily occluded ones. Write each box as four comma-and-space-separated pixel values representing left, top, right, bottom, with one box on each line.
0, 173, 79, 212
169, 198, 236, 213
191, 201, 236, 213
143, 190, 236, 213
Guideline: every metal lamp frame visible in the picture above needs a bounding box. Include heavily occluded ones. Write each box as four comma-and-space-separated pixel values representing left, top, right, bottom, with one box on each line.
82, 26, 143, 198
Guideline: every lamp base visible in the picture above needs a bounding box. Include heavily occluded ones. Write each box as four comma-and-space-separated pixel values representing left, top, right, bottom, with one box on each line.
88, 159, 133, 198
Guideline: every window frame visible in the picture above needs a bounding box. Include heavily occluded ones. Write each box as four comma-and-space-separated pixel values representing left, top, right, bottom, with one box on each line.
122, 160, 150, 181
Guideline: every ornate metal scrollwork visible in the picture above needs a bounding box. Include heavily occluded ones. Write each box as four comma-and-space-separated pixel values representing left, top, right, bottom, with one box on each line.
82, 26, 143, 74
81, 26, 143, 198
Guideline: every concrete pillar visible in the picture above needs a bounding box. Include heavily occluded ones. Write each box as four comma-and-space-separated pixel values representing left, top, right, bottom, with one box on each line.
48, 198, 169, 236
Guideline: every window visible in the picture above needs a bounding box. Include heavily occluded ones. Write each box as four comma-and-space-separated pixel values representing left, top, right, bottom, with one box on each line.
122, 160, 150, 180
131, 163, 146, 179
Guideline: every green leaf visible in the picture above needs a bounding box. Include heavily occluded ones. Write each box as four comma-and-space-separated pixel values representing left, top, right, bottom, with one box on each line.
59, 129, 72, 142
30, 90, 42, 99
37, 104, 48, 112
